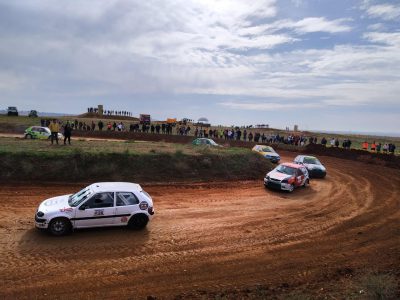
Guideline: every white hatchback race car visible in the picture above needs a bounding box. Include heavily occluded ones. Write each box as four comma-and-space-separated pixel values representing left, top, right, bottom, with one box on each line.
264, 162, 310, 192
35, 182, 154, 236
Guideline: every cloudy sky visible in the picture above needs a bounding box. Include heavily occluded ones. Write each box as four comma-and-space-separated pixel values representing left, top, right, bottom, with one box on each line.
0, 0, 399, 133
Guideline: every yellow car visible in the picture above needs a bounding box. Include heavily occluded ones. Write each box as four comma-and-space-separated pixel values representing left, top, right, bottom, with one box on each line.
252, 145, 281, 163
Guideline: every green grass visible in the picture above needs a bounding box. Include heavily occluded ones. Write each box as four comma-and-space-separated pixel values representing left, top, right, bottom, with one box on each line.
0, 136, 250, 156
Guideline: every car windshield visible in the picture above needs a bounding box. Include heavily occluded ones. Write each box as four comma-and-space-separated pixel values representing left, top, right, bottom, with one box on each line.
276, 165, 296, 175
68, 187, 93, 207
303, 157, 321, 165
262, 147, 275, 153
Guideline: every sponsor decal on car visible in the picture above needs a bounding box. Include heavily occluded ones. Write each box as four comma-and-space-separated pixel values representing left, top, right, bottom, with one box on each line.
121, 216, 128, 222
139, 202, 149, 210
60, 207, 73, 212
94, 209, 104, 216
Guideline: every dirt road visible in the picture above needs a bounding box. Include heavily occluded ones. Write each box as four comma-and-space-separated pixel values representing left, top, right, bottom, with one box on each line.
0, 152, 399, 299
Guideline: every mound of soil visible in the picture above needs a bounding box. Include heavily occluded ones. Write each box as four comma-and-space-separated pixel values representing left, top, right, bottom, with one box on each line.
0, 151, 272, 183
304, 144, 400, 169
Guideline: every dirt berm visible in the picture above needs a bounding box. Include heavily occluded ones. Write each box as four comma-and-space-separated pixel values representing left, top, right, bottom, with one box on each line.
0, 151, 273, 182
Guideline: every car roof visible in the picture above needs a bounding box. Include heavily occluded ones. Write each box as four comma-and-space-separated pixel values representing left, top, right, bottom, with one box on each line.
281, 162, 303, 169
90, 182, 142, 193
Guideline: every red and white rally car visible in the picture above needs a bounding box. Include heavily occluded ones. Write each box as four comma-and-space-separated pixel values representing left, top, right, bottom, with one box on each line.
264, 162, 309, 192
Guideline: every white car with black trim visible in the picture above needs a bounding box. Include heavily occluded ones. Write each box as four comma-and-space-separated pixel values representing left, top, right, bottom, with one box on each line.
294, 155, 327, 178
35, 182, 154, 236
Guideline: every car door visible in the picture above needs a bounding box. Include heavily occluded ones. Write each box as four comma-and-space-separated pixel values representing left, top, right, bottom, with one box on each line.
73, 192, 116, 228
38, 128, 48, 139
114, 192, 140, 226
295, 169, 305, 186
30, 127, 40, 138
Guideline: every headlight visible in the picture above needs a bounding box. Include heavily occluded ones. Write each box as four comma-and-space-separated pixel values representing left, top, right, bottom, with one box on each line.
37, 211, 44, 217
281, 179, 288, 183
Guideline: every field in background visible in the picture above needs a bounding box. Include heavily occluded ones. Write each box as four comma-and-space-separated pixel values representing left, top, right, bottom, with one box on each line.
1, 115, 399, 154
0, 136, 249, 156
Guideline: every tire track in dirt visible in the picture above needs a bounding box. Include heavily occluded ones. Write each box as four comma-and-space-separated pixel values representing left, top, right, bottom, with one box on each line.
0, 152, 399, 298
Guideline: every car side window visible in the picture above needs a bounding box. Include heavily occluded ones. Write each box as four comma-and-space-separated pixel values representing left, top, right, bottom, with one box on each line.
296, 169, 303, 176
116, 192, 139, 206
84, 192, 114, 209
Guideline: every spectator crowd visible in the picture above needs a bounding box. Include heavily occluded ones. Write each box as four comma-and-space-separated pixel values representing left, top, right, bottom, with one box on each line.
38, 118, 397, 154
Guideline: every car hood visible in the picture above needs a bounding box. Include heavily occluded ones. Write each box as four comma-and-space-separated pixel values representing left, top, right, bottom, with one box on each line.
261, 152, 280, 158
267, 170, 291, 181
37, 195, 72, 214
304, 163, 326, 171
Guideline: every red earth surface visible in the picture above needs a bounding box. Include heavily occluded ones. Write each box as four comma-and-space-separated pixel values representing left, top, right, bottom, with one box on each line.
0, 151, 399, 299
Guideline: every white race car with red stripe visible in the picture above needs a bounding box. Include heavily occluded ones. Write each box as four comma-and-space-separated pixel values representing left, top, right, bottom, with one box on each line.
35, 182, 154, 236
264, 162, 309, 192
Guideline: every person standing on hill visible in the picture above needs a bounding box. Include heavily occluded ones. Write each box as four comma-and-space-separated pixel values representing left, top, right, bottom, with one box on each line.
389, 143, 396, 154
63, 121, 72, 145
49, 119, 60, 145
376, 143, 382, 153
98, 120, 104, 131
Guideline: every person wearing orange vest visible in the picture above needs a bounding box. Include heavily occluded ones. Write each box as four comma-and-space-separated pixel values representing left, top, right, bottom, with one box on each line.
362, 141, 368, 150
371, 141, 376, 151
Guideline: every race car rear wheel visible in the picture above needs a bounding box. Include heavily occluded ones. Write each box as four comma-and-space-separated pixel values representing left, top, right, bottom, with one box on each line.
128, 214, 148, 230
48, 218, 71, 236
303, 179, 309, 187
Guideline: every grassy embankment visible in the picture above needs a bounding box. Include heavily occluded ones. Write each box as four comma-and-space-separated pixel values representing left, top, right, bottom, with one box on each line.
0, 137, 273, 182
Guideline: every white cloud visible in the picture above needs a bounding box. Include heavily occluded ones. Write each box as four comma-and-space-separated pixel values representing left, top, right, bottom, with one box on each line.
293, 17, 352, 34
219, 101, 322, 111
238, 17, 352, 37
365, 4, 400, 20
363, 31, 400, 46
0, 0, 399, 125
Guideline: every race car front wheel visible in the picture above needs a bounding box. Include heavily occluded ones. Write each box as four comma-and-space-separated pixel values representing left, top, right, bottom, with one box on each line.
128, 214, 148, 230
288, 184, 295, 193
303, 179, 309, 187
48, 218, 71, 236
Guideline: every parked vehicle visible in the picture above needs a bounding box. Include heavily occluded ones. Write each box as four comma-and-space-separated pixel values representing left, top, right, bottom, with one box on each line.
35, 182, 155, 236
264, 162, 309, 192
7, 106, 18, 116
252, 145, 280, 163
192, 138, 221, 147
294, 155, 326, 178
24, 126, 63, 139
28, 110, 38, 117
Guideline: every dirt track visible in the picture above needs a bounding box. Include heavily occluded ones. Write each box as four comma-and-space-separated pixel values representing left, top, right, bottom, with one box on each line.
0, 152, 399, 299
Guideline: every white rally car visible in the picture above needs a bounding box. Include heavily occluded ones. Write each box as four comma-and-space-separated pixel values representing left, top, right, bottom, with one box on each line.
35, 182, 154, 236
264, 162, 310, 192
